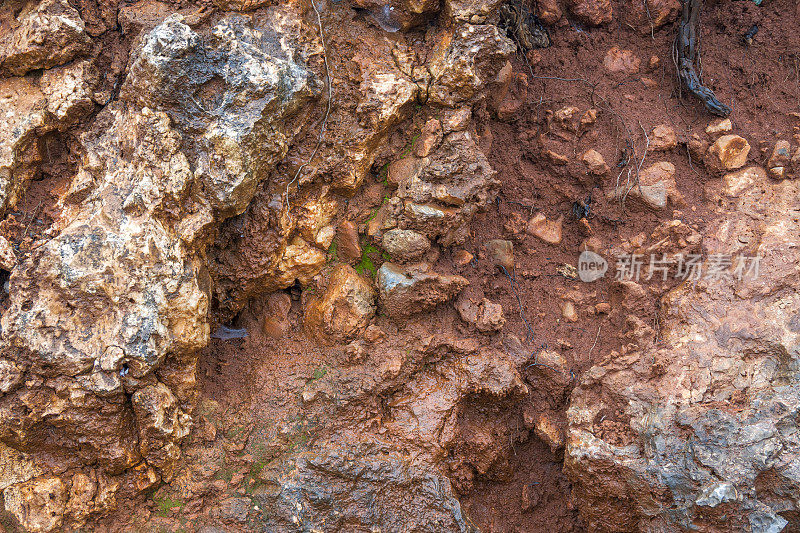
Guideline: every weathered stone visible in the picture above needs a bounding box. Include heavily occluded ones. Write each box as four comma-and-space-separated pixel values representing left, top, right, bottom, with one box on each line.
382, 229, 431, 263
603, 47, 640, 74
304, 265, 377, 343
429, 24, 515, 107
262, 292, 292, 338
456, 289, 505, 332
0, 236, 16, 271
376, 262, 468, 317
767, 139, 792, 180
526, 213, 563, 244
565, 0, 612, 25
39, 60, 98, 126
706, 118, 732, 135
617, 161, 683, 209
121, 13, 317, 217
722, 166, 766, 197
254, 440, 474, 531
0, 0, 92, 76
441, 107, 472, 132
3, 476, 67, 533
132, 383, 190, 481
706, 134, 751, 172
582, 149, 609, 176
650, 124, 677, 151
444, 0, 504, 22
415, 118, 443, 157
484, 239, 514, 270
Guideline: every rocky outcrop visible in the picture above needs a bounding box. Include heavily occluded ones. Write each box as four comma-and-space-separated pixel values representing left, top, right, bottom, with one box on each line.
566, 160, 800, 531
303, 265, 377, 343
0, 7, 320, 529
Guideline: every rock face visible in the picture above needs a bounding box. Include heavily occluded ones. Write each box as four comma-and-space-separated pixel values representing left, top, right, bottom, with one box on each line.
0, 7, 319, 529
566, 168, 800, 531
376, 262, 468, 317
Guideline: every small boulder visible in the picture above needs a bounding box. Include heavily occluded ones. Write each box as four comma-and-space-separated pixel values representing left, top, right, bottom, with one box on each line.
526, 213, 563, 245
538, 0, 563, 24
262, 292, 292, 338
722, 166, 765, 197
303, 265, 377, 343
582, 149, 609, 176
705, 134, 750, 172
414, 119, 443, 158
650, 124, 677, 151
382, 229, 431, 263
376, 262, 468, 317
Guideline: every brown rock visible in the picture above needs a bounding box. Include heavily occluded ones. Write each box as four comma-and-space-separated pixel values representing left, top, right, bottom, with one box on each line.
582, 149, 609, 175
303, 265, 377, 343
534, 412, 565, 451
526, 213, 564, 245
650, 124, 677, 151
706, 135, 751, 172
414, 119, 443, 158
544, 149, 569, 165
441, 107, 472, 132
363, 324, 386, 343
595, 302, 611, 314
648, 55, 660, 70
456, 289, 506, 332
453, 249, 474, 266
565, 0, 612, 25
376, 262, 468, 317
386, 156, 420, 187
3, 476, 67, 532
0, 0, 92, 77
603, 47, 640, 74
383, 229, 431, 263
538, 0, 563, 24
337, 220, 362, 263
484, 239, 514, 270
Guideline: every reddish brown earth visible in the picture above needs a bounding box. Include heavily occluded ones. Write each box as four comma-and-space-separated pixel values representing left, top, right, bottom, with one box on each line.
1, 0, 799, 532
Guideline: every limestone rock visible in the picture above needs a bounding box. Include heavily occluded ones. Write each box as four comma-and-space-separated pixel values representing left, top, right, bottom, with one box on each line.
303, 265, 377, 343
566, 171, 800, 532
39, 60, 98, 125
396, 128, 500, 245
382, 229, 431, 262
526, 213, 563, 244
722, 166, 766, 197
650, 124, 677, 151
565, 0, 612, 25
705, 134, 751, 172
131, 383, 190, 481
0, 0, 92, 76
603, 47, 640, 74
376, 262, 468, 317
254, 439, 474, 531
